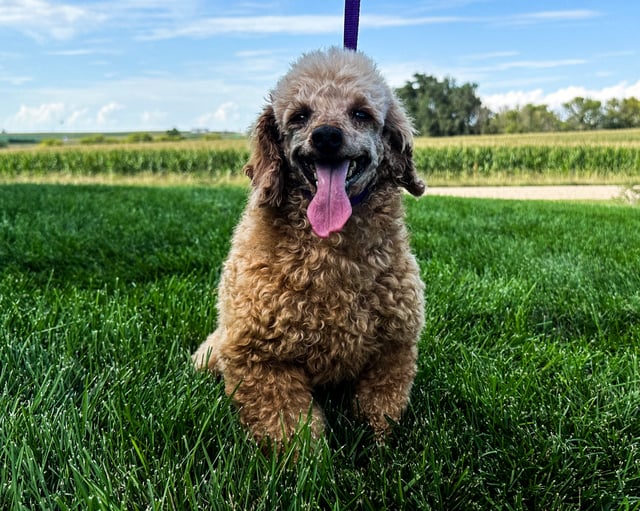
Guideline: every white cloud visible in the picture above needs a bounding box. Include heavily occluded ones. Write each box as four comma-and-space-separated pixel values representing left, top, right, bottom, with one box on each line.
140, 14, 491, 41
482, 80, 640, 112
361, 14, 472, 28
0, 0, 103, 41
139, 10, 599, 41
484, 59, 587, 72
234, 49, 281, 58
45, 49, 100, 56
141, 110, 168, 126
6, 102, 94, 130
594, 50, 636, 59
482, 90, 546, 111
141, 15, 342, 40
197, 102, 241, 128
381, 57, 587, 91
66, 108, 89, 126
13, 102, 66, 128
461, 51, 520, 62
0, 73, 31, 85
96, 102, 123, 126
3, 72, 266, 131
500, 10, 601, 25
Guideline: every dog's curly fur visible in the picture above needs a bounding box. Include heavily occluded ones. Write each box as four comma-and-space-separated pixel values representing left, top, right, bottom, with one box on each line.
192, 47, 425, 445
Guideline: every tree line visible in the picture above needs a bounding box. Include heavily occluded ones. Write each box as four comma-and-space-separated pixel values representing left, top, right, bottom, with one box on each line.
395, 74, 640, 136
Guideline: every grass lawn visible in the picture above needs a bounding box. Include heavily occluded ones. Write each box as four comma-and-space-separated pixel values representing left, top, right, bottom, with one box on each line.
1, 183, 639, 510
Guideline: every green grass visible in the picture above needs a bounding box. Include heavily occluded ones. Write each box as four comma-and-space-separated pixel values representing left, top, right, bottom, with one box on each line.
1, 184, 639, 510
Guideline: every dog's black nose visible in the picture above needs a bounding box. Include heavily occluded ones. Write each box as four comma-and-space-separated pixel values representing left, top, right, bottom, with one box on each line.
311, 125, 343, 155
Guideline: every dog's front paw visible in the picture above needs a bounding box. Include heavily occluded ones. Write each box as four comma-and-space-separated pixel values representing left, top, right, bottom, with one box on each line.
191, 331, 225, 373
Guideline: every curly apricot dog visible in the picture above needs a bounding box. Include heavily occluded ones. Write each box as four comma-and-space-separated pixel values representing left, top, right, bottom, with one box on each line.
193, 47, 425, 446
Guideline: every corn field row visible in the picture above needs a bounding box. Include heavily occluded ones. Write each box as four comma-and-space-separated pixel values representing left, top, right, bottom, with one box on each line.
414, 146, 640, 178
1, 145, 639, 181
0, 148, 250, 178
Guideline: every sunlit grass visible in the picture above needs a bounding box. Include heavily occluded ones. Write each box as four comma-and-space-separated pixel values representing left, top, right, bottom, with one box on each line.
1, 184, 639, 509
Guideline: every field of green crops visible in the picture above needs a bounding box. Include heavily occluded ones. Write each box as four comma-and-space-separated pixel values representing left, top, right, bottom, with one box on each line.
2, 129, 639, 186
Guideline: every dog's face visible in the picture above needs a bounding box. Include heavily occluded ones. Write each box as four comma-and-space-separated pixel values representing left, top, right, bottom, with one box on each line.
244, 48, 425, 237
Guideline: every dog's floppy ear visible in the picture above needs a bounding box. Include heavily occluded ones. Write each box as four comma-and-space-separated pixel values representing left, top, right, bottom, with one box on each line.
383, 99, 426, 197
243, 105, 284, 207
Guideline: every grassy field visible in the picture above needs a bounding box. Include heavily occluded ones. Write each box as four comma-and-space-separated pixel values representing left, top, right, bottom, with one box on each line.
1, 183, 639, 510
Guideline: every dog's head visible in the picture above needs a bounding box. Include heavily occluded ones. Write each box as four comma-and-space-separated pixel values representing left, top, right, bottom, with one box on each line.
244, 47, 425, 237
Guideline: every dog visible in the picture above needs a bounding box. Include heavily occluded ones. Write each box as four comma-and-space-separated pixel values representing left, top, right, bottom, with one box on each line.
192, 47, 425, 447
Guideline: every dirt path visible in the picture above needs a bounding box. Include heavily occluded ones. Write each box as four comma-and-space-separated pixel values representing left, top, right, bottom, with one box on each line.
425, 185, 635, 201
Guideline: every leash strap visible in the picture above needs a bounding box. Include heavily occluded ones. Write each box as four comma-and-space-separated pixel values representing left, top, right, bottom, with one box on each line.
343, 0, 361, 51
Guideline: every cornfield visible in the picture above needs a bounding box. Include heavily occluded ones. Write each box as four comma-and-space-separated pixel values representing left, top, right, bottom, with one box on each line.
0, 146, 250, 179
1, 133, 639, 184
414, 145, 640, 181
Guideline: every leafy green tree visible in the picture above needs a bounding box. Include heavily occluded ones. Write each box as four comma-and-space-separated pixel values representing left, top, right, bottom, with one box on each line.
519, 104, 562, 132
562, 97, 603, 130
488, 104, 562, 133
396, 74, 483, 136
602, 97, 640, 129
493, 108, 522, 134
165, 128, 183, 139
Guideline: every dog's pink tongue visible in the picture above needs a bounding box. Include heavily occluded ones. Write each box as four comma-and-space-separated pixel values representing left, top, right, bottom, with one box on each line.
307, 161, 352, 238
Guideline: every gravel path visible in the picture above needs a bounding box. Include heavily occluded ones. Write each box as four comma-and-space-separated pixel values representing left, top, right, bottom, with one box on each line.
425, 185, 633, 201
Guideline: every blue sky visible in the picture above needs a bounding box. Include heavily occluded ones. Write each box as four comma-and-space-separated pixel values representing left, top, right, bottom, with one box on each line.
1, 0, 638, 133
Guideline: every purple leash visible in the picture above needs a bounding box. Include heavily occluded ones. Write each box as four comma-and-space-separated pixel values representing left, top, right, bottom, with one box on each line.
343, 0, 361, 51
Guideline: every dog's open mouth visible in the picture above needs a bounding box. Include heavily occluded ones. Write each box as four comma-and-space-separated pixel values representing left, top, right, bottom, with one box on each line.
301, 155, 370, 191
300, 155, 370, 238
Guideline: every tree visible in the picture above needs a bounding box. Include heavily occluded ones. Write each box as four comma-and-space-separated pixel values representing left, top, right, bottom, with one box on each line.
602, 97, 640, 129
520, 104, 562, 132
396, 74, 483, 136
165, 127, 182, 138
488, 104, 562, 133
562, 97, 603, 130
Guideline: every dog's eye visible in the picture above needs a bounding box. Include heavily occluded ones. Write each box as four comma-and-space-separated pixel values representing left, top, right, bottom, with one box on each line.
352, 109, 372, 122
289, 109, 310, 126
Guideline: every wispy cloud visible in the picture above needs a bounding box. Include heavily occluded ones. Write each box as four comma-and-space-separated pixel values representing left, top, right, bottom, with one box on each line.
0, 0, 105, 40
196, 102, 242, 129
0, 74, 31, 85
461, 51, 520, 62
138, 10, 601, 41
594, 50, 636, 59
234, 49, 283, 59
7, 100, 127, 130
45, 49, 103, 56
361, 15, 473, 28
0, 63, 31, 85
12, 102, 67, 128
472, 58, 588, 72
139, 15, 344, 40
140, 110, 168, 127
4, 73, 267, 131
0, 1, 605, 44
96, 102, 123, 126
499, 10, 601, 26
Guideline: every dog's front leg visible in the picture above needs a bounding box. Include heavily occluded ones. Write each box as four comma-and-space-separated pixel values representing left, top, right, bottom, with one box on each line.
192, 328, 226, 373
223, 361, 326, 447
354, 344, 418, 438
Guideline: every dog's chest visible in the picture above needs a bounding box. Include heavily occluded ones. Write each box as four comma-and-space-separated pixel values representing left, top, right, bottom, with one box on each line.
269, 244, 390, 382
226, 209, 417, 383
